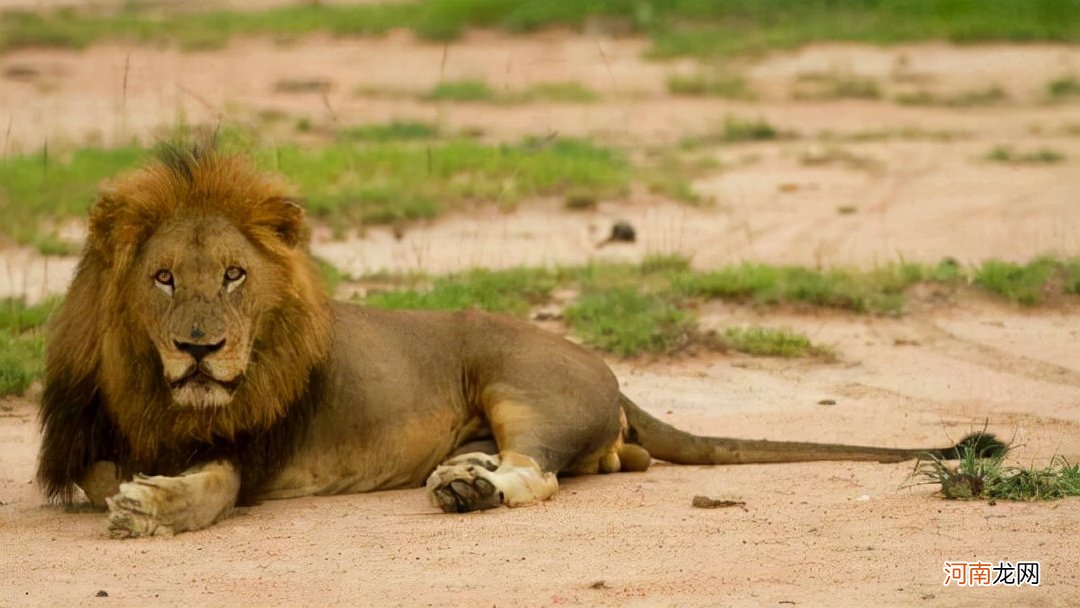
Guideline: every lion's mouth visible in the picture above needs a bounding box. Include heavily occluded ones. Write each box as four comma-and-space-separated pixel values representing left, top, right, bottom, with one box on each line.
169, 368, 243, 393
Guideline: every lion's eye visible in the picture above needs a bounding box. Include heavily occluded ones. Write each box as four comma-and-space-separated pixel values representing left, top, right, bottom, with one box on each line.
224, 266, 246, 292
224, 266, 245, 282
154, 270, 174, 286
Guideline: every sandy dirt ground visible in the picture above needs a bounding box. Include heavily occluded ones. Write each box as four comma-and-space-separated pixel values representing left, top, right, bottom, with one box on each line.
1, 24, 1079, 607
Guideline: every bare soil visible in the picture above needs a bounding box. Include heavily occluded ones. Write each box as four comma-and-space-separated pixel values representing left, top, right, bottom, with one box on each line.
1, 27, 1079, 607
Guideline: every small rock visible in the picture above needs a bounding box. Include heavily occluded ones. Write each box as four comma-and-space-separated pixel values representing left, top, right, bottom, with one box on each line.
691, 496, 746, 509
589, 581, 609, 590
817, 399, 836, 406
95, 590, 108, 598
608, 221, 636, 243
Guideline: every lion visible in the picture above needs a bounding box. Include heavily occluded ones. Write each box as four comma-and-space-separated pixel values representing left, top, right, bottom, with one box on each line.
36, 144, 1002, 538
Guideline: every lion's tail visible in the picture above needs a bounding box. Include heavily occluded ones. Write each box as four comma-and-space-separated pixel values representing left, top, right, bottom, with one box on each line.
619, 394, 1004, 465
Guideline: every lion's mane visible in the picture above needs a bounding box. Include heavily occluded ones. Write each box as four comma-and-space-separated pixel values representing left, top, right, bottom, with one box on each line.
37, 144, 333, 503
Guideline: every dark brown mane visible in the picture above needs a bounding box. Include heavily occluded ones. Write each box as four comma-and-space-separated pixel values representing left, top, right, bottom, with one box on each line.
37, 144, 333, 503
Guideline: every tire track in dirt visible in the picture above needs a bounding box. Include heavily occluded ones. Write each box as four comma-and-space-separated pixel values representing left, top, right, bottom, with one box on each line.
909, 319, 1080, 390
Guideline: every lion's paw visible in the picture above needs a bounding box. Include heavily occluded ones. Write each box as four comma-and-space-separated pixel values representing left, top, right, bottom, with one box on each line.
105, 474, 189, 539
426, 453, 504, 513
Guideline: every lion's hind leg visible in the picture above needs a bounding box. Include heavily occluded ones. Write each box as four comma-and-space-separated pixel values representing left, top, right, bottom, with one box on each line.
425, 451, 558, 513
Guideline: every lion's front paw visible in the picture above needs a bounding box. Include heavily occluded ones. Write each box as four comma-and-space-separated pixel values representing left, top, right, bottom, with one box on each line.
426, 453, 504, 513
105, 474, 189, 538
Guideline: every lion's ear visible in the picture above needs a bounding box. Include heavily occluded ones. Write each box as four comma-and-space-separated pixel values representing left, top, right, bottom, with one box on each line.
259, 196, 306, 248
87, 191, 153, 265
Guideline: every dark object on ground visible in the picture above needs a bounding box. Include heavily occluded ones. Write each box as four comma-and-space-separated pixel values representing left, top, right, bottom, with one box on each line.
691, 496, 747, 509
597, 220, 636, 247
941, 473, 984, 499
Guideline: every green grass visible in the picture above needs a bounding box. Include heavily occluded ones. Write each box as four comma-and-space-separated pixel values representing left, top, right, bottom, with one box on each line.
364, 267, 557, 317
895, 85, 1008, 107
722, 326, 834, 359
1047, 75, 1080, 100
914, 445, 1080, 501
985, 146, 1066, 165
564, 288, 692, 357
0, 145, 145, 252
424, 80, 496, 102
681, 116, 782, 148
0, 297, 60, 396
338, 121, 439, 142
644, 0, 1080, 58
792, 73, 881, 100
424, 80, 598, 104
667, 72, 755, 99
671, 262, 944, 314
4, 0, 1076, 57
972, 258, 1080, 305
0, 134, 633, 247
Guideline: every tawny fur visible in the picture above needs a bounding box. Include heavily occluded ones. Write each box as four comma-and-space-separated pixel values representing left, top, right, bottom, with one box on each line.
37, 145, 1003, 533
38, 146, 332, 501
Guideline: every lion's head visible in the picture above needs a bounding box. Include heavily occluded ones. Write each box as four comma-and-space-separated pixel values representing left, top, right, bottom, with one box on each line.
38, 144, 333, 500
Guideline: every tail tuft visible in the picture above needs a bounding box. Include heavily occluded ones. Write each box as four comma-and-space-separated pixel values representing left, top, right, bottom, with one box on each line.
936, 433, 1007, 460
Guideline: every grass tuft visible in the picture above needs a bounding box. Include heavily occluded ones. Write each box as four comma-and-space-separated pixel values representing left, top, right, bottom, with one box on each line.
671, 262, 936, 314
338, 121, 439, 142
913, 445, 1080, 501
565, 288, 691, 357
974, 259, 1053, 305
424, 80, 496, 102
0, 297, 60, 396
722, 326, 834, 359
365, 268, 556, 317
667, 71, 754, 99
792, 73, 881, 100
682, 116, 782, 148
985, 146, 1065, 164
895, 85, 1008, 107
1046, 75, 1080, 100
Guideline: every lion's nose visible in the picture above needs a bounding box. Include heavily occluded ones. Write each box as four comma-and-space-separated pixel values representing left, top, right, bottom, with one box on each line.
174, 339, 226, 363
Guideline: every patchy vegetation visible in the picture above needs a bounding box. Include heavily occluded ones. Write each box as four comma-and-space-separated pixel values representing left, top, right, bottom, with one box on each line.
0, 134, 637, 248
425, 80, 599, 104
792, 73, 881, 100
0, 254, 1078, 395
338, 121, 440, 142
1046, 75, 1080, 100
681, 116, 782, 148
565, 288, 692, 357
670, 262, 944, 314
722, 326, 835, 359
667, 71, 755, 99
364, 267, 556, 317
895, 85, 1008, 107
424, 80, 496, 102
974, 258, 1080, 305
0, 297, 59, 397
914, 446, 1080, 501
985, 146, 1066, 165
3, 0, 1075, 57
